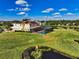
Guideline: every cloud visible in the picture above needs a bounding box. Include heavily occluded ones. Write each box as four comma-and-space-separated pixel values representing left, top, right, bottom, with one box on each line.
7, 8, 18, 11
17, 12, 26, 15
42, 8, 54, 13
66, 12, 74, 15
22, 8, 31, 11
7, 9, 15, 11
42, 10, 49, 13
25, 4, 31, 7
15, 8, 19, 10
53, 15, 62, 18
15, 0, 31, 7
18, 8, 31, 11
46, 8, 54, 11
59, 8, 68, 11
15, 0, 27, 5
52, 12, 62, 17
53, 12, 60, 15
21, 3, 31, 7
7, 7, 31, 12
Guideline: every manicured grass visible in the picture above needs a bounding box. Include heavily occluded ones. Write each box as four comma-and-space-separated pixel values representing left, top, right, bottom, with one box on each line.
0, 32, 46, 59
43, 29, 79, 58
0, 29, 79, 59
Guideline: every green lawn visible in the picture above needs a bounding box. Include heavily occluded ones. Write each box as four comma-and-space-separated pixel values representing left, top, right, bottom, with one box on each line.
44, 29, 79, 58
0, 32, 46, 59
0, 29, 79, 59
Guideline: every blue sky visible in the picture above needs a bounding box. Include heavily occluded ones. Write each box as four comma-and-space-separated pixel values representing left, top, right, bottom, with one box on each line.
0, 0, 79, 20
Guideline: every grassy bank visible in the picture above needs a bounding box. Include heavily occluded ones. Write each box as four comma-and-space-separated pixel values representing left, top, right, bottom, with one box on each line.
43, 29, 79, 58
0, 29, 79, 59
0, 32, 45, 59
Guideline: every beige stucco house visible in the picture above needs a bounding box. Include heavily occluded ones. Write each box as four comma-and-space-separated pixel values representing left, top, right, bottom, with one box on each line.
11, 20, 41, 32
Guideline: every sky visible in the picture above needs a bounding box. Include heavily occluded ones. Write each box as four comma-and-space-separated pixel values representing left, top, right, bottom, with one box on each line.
0, 0, 79, 20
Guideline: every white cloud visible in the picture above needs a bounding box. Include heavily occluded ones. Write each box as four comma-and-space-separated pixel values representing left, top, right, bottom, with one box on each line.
52, 12, 62, 18
17, 12, 26, 15
25, 4, 31, 7
7, 7, 31, 12
15, 0, 27, 5
7, 9, 15, 11
42, 8, 54, 13
59, 8, 68, 11
15, 0, 31, 7
21, 3, 31, 7
22, 8, 31, 11
42, 10, 49, 13
18, 8, 31, 11
46, 8, 54, 11
53, 15, 62, 18
66, 12, 74, 15
15, 8, 19, 10
53, 12, 60, 15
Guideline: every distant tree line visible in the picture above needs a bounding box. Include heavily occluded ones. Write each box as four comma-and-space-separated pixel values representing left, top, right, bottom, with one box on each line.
0, 19, 79, 31
41, 20, 79, 31
44, 20, 79, 26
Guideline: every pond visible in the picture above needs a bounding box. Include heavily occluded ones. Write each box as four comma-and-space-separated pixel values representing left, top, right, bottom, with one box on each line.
74, 40, 79, 44
42, 51, 71, 59
22, 46, 73, 59
38, 30, 47, 34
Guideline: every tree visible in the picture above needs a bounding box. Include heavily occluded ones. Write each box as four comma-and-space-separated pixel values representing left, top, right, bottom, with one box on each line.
3, 22, 12, 30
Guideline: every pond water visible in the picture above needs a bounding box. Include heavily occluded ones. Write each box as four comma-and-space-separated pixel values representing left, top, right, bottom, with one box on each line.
38, 30, 47, 34
42, 51, 71, 59
22, 46, 72, 59
74, 40, 79, 43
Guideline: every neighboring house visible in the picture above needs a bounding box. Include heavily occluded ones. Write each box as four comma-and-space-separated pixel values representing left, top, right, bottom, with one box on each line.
11, 20, 41, 32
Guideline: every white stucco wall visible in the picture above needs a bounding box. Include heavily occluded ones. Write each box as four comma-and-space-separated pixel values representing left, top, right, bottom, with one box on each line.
11, 23, 22, 30
24, 24, 30, 31
11, 23, 30, 31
